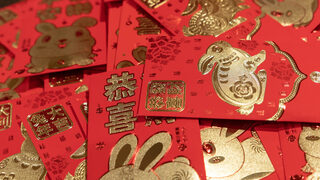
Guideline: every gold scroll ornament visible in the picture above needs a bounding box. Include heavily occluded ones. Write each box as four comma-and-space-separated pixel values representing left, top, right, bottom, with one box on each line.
201, 125, 274, 179
100, 132, 200, 180
0, 124, 47, 180
181, 0, 249, 37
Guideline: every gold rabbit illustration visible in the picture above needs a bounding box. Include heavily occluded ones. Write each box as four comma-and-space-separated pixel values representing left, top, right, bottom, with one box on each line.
254, 0, 318, 27
65, 142, 87, 180
198, 41, 267, 115
299, 124, 320, 180
181, 0, 249, 37
0, 124, 46, 180
100, 132, 200, 180
27, 17, 97, 73
200, 124, 274, 179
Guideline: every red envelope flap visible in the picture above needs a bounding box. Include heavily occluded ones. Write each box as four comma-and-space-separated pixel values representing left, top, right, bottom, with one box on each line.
199, 119, 276, 179
16, 87, 87, 180
11, 0, 106, 78
139, 35, 307, 122
87, 65, 206, 179
255, 122, 286, 180
278, 122, 320, 179
113, 0, 168, 70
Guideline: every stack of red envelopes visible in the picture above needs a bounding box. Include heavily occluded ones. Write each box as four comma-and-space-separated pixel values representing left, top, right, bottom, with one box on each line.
1, 0, 320, 179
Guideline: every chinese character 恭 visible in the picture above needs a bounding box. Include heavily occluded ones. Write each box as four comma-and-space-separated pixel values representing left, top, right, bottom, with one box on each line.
135, 17, 161, 35
104, 72, 136, 101
105, 102, 137, 134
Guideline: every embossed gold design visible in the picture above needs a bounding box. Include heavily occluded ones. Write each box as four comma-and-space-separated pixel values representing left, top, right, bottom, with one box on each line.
145, 117, 175, 126
75, 85, 88, 94
135, 17, 161, 35
181, 0, 249, 37
254, 0, 318, 27
100, 132, 200, 180
198, 41, 267, 115
27, 17, 97, 73
116, 61, 134, 69
246, 13, 266, 40
266, 41, 306, 120
0, 103, 12, 131
0, 124, 47, 179
0, 9, 17, 26
200, 125, 274, 179
310, 71, 320, 83
66, 2, 92, 17
49, 70, 83, 87
132, 46, 147, 63
27, 105, 73, 140
105, 102, 137, 134
299, 125, 320, 179
104, 72, 137, 101
65, 142, 87, 180
0, 78, 23, 101
140, 0, 168, 8
146, 80, 186, 112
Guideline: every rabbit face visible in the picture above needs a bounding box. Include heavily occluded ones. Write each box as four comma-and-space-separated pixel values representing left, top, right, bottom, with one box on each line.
255, 0, 307, 26
299, 124, 320, 158
30, 17, 96, 58
201, 127, 245, 178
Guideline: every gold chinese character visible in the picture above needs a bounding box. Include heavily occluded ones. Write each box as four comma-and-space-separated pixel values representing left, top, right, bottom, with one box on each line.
0, 103, 12, 130
105, 102, 137, 134
47, 106, 65, 120
37, 7, 61, 21
148, 96, 165, 109
149, 82, 166, 94
141, 0, 168, 8
104, 72, 137, 101
36, 124, 54, 137
29, 114, 48, 127
52, 117, 69, 130
135, 17, 161, 35
145, 117, 175, 126
166, 97, 183, 109
0, 10, 17, 26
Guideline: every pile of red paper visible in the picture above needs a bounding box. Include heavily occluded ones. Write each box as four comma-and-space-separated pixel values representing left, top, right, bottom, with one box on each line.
1, 0, 320, 179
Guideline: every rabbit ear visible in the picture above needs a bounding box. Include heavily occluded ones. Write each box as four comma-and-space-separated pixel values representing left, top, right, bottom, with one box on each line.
134, 132, 171, 171
72, 17, 97, 28
36, 23, 56, 33
221, 127, 245, 141
109, 134, 137, 171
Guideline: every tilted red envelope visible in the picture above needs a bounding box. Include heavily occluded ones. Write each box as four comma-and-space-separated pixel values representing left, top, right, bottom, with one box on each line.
11, 0, 106, 78
16, 87, 87, 180
106, 1, 122, 71
199, 119, 277, 179
138, 34, 320, 122
279, 122, 320, 180
87, 65, 206, 179
132, 0, 261, 38
113, 0, 168, 69
0, 99, 47, 180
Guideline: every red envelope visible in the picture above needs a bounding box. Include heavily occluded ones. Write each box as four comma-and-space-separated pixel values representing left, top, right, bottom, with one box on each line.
106, 1, 122, 71
87, 65, 206, 179
0, 99, 47, 179
255, 122, 286, 180
132, 0, 261, 38
16, 87, 87, 180
199, 119, 276, 179
113, 0, 168, 69
279, 122, 320, 179
138, 35, 320, 122
11, 0, 106, 78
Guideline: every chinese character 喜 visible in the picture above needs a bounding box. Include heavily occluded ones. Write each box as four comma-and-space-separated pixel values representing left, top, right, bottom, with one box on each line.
105, 102, 137, 134
104, 72, 137, 101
